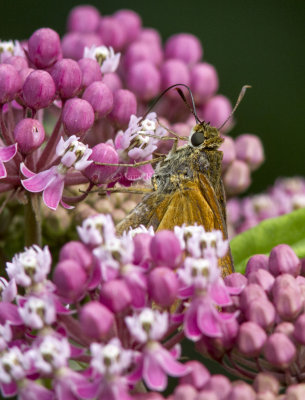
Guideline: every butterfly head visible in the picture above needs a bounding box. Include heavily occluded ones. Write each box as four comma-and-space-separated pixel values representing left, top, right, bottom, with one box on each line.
189, 122, 223, 150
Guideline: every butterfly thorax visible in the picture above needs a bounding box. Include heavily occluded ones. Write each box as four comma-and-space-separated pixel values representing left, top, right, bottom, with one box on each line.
152, 142, 223, 194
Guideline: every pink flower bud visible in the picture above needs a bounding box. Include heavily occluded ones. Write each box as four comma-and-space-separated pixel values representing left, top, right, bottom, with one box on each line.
67, 5, 100, 33
224, 272, 247, 288
133, 233, 152, 267
245, 298, 275, 329
245, 254, 269, 277
0, 64, 22, 104
59, 240, 93, 271
235, 134, 264, 171
53, 259, 87, 301
28, 28, 62, 69
148, 267, 178, 307
190, 63, 218, 103
200, 95, 232, 133
240, 283, 268, 311
273, 277, 302, 321
19, 67, 34, 86
219, 139, 236, 175
99, 279, 132, 312
113, 9, 142, 44
79, 301, 114, 339
61, 32, 102, 60
3, 56, 28, 71
13, 118, 45, 154
237, 321, 267, 357
150, 230, 182, 268
293, 314, 305, 344
165, 33, 202, 65
62, 98, 94, 136
268, 244, 300, 277
227, 382, 256, 400
160, 60, 190, 98
179, 361, 210, 390
102, 72, 122, 92
50, 58, 82, 99
83, 143, 119, 184
285, 384, 305, 400
108, 89, 137, 129
78, 58, 102, 88
247, 269, 275, 293
126, 61, 161, 101
264, 333, 296, 369
138, 28, 162, 48
203, 375, 231, 400
97, 16, 126, 51
253, 373, 279, 395
82, 81, 113, 118
123, 41, 162, 71
173, 384, 197, 400
223, 160, 251, 196
196, 390, 219, 400
274, 322, 294, 338
22, 70, 56, 109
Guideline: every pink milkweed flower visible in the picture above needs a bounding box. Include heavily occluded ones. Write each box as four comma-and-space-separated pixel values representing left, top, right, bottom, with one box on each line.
125, 309, 188, 391
21, 135, 92, 210
77, 214, 116, 247
6, 245, 51, 288
0, 347, 26, 385
0, 143, 17, 179
18, 296, 56, 329
0, 40, 25, 62
114, 112, 165, 182
84, 44, 121, 73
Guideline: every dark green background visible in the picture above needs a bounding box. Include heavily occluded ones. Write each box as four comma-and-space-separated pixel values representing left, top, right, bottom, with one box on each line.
1, 0, 304, 195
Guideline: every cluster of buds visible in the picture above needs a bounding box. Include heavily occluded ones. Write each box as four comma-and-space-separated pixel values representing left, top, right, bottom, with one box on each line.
1, 215, 305, 399
227, 177, 305, 236
0, 5, 264, 213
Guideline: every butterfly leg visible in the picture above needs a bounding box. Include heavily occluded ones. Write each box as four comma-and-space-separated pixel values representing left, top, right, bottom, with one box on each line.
98, 186, 154, 196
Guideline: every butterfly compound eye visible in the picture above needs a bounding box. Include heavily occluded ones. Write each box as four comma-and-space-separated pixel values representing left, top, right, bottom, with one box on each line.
191, 130, 205, 146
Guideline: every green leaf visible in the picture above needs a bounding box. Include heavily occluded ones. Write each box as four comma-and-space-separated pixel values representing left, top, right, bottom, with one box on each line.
230, 208, 305, 273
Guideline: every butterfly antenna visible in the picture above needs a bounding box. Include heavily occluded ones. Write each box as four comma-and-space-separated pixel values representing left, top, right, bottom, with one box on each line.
141, 83, 201, 123
176, 88, 201, 124
217, 85, 251, 131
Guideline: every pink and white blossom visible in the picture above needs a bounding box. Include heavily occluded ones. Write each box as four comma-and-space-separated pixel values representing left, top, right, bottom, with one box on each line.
0, 322, 12, 351
125, 308, 168, 343
84, 44, 121, 73
77, 213, 116, 247
18, 296, 56, 329
0, 278, 17, 302
6, 245, 51, 287
0, 347, 26, 384
21, 136, 92, 210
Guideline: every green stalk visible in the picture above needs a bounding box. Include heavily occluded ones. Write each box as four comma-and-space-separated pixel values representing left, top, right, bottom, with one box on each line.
24, 194, 42, 247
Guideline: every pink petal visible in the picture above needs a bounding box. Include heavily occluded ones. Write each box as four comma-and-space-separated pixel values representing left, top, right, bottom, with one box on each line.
43, 175, 65, 210
210, 281, 232, 306
22, 168, 56, 193
1, 381, 18, 397
126, 357, 143, 384
74, 381, 100, 400
156, 347, 189, 377
0, 143, 17, 162
20, 162, 35, 178
139, 163, 154, 179
0, 161, 7, 178
87, 263, 102, 290
0, 302, 23, 325
125, 166, 142, 181
143, 352, 167, 391
19, 381, 54, 400
197, 304, 222, 338
184, 304, 202, 341
61, 199, 74, 210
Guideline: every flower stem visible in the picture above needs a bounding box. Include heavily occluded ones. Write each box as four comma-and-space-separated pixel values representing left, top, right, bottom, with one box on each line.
24, 193, 42, 247
36, 110, 63, 172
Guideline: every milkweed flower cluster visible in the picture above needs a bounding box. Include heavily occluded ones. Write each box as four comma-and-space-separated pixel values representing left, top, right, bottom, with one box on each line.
1, 216, 305, 399
0, 4, 264, 214
227, 176, 305, 236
